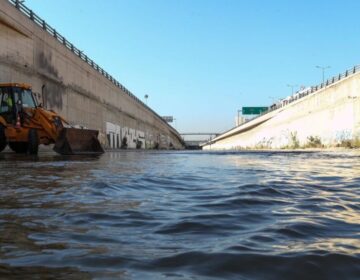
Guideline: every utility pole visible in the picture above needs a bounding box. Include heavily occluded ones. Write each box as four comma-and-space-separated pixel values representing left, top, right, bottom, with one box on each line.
316, 65, 331, 85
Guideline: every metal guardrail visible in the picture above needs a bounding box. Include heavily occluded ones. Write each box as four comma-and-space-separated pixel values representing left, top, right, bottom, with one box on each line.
7, 0, 176, 131
8, 0, 360, 143
268, 64, 360, 111
243, 65, 360, 126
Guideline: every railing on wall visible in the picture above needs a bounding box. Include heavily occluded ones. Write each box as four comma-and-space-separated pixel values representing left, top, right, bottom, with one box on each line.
7, 0, 175, 130
242, 64, 360, 127
271, 64, 360, 110
213, 64, 360, 142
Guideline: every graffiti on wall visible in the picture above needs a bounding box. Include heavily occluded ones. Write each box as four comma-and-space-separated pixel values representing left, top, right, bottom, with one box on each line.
105, 122, 145, 149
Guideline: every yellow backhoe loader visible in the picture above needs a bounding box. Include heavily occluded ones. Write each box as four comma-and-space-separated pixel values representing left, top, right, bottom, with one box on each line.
0, 83, 104, 155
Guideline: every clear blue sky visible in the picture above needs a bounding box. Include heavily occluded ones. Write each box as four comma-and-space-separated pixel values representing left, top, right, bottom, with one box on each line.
25, 0, 360, 133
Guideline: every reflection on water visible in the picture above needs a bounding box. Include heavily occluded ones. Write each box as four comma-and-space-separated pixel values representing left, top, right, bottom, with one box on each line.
0, 150, 360, 279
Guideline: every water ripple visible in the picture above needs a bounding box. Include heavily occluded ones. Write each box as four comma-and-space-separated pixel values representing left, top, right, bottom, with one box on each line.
0, 150, 359, 279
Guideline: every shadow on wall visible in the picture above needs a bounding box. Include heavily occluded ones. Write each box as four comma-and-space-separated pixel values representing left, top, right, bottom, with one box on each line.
35, 48, 64, 110
42, 82, 64, 110
37, 51, 59, 79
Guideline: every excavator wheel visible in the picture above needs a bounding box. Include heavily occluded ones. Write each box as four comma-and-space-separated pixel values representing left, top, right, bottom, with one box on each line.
27, 129, 39, 155
9, 142, 28, 153
0, 125, 6, 152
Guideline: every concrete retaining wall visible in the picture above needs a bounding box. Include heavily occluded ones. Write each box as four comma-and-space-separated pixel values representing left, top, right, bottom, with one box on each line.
203, 68, 360, 150
0, 0, 184, 149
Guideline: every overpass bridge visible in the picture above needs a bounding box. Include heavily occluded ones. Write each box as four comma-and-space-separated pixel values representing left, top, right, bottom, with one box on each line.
180, 133, 220, 149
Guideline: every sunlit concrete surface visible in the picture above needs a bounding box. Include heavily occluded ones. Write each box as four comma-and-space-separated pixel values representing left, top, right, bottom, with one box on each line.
203, 69, 360, 150
0, 0, 184, 149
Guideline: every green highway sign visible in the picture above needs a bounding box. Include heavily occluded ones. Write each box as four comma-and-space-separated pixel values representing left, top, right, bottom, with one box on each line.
162, 116, 174, 123
242, 107, 268, 115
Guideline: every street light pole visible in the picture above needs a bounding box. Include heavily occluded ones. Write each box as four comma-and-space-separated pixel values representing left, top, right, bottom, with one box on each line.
144, 94, 149, 105
287, 84, 298, 95
316, 65, 331, 85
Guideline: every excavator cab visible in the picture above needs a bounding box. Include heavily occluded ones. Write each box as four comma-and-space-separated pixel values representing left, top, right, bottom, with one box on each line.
0, 84, 36, 123
0, 83, 104, 155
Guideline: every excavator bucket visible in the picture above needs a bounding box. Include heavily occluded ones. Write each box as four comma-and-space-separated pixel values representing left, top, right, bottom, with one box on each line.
53, 128, 104, 155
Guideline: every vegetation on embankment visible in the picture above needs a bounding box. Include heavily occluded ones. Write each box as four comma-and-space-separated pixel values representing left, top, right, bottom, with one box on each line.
240, 134, 360, 150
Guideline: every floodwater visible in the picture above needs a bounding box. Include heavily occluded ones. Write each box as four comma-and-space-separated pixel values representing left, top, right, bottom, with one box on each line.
0, 150, 360, 279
